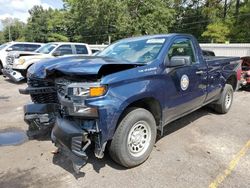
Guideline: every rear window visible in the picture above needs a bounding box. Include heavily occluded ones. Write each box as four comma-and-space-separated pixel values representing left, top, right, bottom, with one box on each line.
75, 45, 88, 54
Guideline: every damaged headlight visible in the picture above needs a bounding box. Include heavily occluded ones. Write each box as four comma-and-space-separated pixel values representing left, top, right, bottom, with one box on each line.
64, 83, 106, 116
72, 87, 89, 97
69, 85, 106, 98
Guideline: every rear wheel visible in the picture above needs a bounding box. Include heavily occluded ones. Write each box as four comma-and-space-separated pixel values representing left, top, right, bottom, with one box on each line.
212, 84, 233, 114
109, 108, 157, 168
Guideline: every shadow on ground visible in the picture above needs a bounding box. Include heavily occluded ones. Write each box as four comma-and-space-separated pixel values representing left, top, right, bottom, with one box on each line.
52, 145, 126, 179
3, 78, 27, 85
51, 106, 214, 178
159, 106, 213, 139
238, 85, 250, 92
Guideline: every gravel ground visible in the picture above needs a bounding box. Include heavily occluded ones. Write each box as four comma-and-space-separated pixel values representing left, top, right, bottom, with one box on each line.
0, 76, 249, 188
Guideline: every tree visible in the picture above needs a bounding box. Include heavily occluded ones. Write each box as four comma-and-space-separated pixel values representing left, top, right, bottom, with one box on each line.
1, 18, 25, 41
47, 10, 69, 41
202, 22, 230, 42
0, 31, 5, 44
24, 6, 53, 42
230, 0, 250, 42
63, 0, 175, 43
126, 0, 175, 35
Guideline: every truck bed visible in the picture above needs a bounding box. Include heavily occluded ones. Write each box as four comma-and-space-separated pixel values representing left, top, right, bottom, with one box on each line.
204, 56, 240, 64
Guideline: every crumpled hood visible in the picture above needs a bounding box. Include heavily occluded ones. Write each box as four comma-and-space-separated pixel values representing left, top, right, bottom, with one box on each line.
28, 55, 143, 79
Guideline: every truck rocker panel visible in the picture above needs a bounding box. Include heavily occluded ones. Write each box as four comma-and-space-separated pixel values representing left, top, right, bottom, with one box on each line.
20, 34, 240, 172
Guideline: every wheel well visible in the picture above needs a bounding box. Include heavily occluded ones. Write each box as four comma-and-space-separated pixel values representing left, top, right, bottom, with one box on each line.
226, 75, 237, 91
119, 97, 162, 127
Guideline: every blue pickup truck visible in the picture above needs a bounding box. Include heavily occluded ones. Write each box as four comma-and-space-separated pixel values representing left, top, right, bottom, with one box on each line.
20, 34, 240, 172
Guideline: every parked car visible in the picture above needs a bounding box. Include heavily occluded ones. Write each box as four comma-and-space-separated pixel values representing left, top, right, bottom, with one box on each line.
241, 56, 250, 86
20, 34, 240, 173
2, 42, 92, 82
0, 42, 43, 74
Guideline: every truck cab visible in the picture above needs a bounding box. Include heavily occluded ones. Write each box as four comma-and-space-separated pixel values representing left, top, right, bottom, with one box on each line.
20, 34, 240, 172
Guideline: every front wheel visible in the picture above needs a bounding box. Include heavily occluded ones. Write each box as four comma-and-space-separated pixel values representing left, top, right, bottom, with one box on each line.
109, 108, 157, 168
212, 84, 234, 114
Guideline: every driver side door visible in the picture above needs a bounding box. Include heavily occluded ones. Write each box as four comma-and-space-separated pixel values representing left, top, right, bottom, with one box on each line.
164, 37, 207, 122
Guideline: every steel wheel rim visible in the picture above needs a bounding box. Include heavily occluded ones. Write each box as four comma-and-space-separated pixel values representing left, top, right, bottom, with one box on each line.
127, 120, 151, 157
225, 91, 232, 109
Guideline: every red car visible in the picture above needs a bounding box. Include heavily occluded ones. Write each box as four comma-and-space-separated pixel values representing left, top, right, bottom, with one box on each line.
241, 57, 250, 86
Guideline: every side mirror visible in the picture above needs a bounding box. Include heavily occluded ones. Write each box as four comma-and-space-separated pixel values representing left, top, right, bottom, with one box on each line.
167, 56, 191, 67
6, 47, 13, 52
52, 51, 61, 57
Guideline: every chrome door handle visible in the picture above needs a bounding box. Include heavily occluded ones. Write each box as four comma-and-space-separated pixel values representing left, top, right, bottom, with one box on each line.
196, 70, 204, 75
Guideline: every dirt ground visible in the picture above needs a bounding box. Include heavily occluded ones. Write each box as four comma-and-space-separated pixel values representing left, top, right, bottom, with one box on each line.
0, 76, 249, 188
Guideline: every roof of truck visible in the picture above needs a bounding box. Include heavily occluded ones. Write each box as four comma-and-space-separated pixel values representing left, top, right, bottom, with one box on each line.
121, 33, 193, 40
47, 42, 88, 45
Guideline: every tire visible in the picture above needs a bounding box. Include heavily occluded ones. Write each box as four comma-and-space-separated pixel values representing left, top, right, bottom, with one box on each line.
109, 108, 157, 168
213, 84, 234, 114
0, 62, 3, 75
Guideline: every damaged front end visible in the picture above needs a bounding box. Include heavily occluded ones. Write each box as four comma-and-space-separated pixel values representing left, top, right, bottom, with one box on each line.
20, 76, 107, 172
51, 78, 107, 173
19, 78, 59, 138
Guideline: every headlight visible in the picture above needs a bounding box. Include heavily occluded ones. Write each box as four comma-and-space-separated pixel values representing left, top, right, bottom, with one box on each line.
72, 87, 89, 96
70, 85, 106, 97
18, 58, 25, 65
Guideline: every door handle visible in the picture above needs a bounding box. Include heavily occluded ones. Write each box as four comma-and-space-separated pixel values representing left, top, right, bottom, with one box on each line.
196, 70, 204, 75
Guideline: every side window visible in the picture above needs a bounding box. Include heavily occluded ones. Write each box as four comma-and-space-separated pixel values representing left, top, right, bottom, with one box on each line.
54, 45, 73, 55
9, 44, 24, 51
168, 38, 196, 64
23, 44, 41, 52
75, 45, 88, 54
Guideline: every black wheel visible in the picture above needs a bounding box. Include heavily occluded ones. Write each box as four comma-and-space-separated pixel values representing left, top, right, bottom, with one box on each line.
213, 84, 233, 114
109, 108, 157, 168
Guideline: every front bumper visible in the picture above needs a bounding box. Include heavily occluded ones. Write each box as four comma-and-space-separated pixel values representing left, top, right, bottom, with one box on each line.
24, 103, 59, 137
51, 117, 94, 173
2, 68, 24, 82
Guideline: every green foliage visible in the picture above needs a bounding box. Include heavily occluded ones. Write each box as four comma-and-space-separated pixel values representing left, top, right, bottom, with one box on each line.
0, 31, 5, 44
63, 0, 175, 43
231, 1, 250, 42
202, 22, 230, 43
1, 18, 25, 41
24, 6, 52, 42
48, 33, 69, 42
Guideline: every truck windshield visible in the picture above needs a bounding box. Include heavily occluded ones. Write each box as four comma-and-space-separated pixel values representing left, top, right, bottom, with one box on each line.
97, 37, 166, 64
36, 43, 58, 54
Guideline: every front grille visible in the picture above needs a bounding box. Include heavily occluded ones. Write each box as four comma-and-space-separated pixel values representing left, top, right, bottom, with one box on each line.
6, 55, 14, 66
28, 78, 54, 87
31, 93, 58, 103
28, 78, 58, 104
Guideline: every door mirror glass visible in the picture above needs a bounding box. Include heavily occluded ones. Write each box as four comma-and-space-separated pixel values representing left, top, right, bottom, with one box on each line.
168, 56, 191, 67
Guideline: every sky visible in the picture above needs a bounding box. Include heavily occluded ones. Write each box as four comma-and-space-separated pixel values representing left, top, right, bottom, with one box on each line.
0, 0, 64, 30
